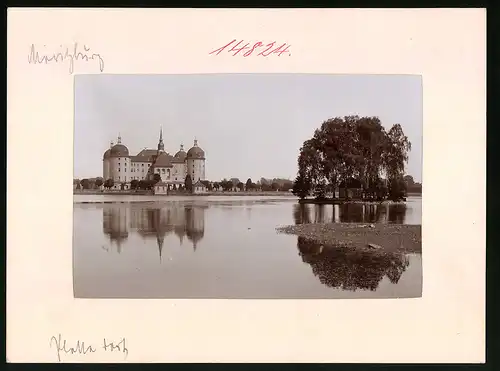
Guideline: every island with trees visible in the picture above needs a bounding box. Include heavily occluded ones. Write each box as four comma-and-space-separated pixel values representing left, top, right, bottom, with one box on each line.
279, 115, 422, 257
291, 115, 420, 203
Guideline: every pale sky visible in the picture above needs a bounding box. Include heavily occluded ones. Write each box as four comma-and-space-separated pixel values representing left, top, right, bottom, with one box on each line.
74, 74, 422, 182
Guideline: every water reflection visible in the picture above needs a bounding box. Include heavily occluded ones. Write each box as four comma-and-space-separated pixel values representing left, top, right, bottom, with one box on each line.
74, 197, 422, 298
296, 236, 411, 291
293, 203, 408, 225
102, 204, 206, 259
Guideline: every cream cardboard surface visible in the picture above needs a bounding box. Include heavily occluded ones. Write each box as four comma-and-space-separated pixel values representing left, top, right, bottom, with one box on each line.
7, 8, 486, 363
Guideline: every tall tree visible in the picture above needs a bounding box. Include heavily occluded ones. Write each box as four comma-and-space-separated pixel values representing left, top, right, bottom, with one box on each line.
245, 178, 253, 191
384, 124, 411, 201
80, 178, 90, 190
185, 175, 193, 192
104, 178, 114, 189
95, 178, 104, 188
292, 172, 311, 199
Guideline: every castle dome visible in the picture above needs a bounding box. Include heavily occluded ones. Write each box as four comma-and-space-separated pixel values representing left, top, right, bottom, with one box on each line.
103, 149, 111, 160
103, 141, 114, 160
109, 144, 129, 157
187, 139, 205, 160
108, 135, 129, 157
174, 144, 187, 161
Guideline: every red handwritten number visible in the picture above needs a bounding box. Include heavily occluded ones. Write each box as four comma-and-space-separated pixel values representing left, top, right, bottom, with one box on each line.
272, 43, 291, 56
210, 40, 291, 57
257, 42, 276, 57
229, 41, 250, 56
209, 39, 237, 55
243, 42, 263, 57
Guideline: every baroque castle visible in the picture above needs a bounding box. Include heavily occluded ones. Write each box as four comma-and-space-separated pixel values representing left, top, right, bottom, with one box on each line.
102, 127, 206, 190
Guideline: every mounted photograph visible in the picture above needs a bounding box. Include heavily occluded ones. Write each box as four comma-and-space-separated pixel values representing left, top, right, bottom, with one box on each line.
73, 74, 422, 299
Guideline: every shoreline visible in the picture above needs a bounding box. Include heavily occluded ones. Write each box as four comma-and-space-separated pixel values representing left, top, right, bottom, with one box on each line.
277, 223, 421, 254
299, 198, 407, 205
73, 191, 293, 197
298, 195, 421, 205
73, 194, 298, 205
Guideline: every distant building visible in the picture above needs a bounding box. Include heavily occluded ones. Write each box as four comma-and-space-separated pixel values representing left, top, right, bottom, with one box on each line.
154, 182, 169, 195
102, 128, 206, 190
193, 180, 207, 194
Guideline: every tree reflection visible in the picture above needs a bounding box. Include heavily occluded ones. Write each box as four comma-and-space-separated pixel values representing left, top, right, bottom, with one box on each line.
293, 204, 311, 224
102, 204, 206, 258
296, 236, 410, 291
293, 203, 407, 225
388, 204, 407, 224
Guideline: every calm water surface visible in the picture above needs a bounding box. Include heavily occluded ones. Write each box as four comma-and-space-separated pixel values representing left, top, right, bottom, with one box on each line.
73, 196, 422, 298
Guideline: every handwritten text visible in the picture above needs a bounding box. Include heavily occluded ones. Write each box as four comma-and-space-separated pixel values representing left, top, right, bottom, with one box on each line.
28, 43, 105, 74
209, 40, 291, 57
50, 334, 128, 362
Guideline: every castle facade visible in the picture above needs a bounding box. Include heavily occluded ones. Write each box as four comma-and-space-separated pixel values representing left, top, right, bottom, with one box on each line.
102, 128, 206, 189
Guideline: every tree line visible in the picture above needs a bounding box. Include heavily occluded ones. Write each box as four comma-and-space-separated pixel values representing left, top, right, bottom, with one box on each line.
292, 115, 413, 201
74, 175, 294, 193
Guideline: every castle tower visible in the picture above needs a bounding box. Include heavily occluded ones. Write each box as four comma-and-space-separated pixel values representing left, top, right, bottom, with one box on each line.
157, 126, 165, 152
102, 140, 114, 180
186, 138, 206, 183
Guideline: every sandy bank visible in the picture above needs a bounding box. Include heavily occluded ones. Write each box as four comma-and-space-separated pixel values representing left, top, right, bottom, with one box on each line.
277, 223, 421, 253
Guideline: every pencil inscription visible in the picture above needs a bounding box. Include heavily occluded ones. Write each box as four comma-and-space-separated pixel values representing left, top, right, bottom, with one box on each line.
28, 43, 105, 74
50, 334, 128, 362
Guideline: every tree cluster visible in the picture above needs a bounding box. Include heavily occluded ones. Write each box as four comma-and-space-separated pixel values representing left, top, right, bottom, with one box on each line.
259, 178, 293, 192
292, 115, 412, 201
403, 175, 422, 194
76, 177, 104, 190
129, 178, 160, 191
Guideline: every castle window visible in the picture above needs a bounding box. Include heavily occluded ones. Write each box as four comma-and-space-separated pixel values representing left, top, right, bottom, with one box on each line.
118, 168, 121, 172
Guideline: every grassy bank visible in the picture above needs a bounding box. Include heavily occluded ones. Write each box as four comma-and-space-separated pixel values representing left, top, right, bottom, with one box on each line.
277, 223, 421, 253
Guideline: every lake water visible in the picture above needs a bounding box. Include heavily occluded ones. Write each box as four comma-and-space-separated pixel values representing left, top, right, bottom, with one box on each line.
73, 195, 422, 299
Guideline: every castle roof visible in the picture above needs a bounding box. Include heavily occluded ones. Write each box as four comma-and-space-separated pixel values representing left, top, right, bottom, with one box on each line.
109, 144, 129, 157
187, 139, 205, 160
103, 149, 111, 160
174, 147, 187, 161
131, 148, 185, 165
131, 149, 160, 162
154, 152, 175, 167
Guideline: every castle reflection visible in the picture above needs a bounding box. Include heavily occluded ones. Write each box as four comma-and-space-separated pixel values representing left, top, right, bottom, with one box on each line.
102, 204, 206, 259
296, 236, 410, 291
293, 203, 407, 225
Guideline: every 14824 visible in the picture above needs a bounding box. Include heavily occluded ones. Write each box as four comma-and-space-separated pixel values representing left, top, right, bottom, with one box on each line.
209, 39, 291, 57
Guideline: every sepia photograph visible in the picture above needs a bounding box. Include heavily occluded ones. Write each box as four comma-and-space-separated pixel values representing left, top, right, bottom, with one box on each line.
73, 74, 422, 299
